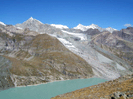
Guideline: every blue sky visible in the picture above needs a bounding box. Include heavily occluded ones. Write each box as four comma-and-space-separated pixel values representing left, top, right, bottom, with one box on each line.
0, 0, 133, 30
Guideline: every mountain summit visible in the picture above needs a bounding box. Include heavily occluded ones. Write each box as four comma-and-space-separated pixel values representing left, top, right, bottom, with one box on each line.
73, 24, 100, 31
106, 27, 117, 33
29, 17, 33, 20
15, 17, 44, 32
26, 17, 43, 24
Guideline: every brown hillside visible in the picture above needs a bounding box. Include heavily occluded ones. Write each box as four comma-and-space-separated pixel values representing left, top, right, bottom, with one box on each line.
52, 74, 133, 99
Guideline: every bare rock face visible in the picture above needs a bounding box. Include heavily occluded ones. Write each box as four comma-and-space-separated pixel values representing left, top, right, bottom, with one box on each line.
91, 27, 133, 68
84, 28, 101, 36
113, 27, 133, 42
0, 56, 14, 90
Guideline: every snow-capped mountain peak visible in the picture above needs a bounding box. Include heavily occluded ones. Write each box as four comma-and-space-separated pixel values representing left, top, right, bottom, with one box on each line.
15, 17, 44, 32
77, 24, 84, 27
74, 24, 117, 33
73, 24, 98, 31
51, 24, 69, 29
73, 24, 86, 31
87, 24, 99, 29
29, 17, 33, 20
26, 17, 34, 22
105, 27, 117, 33
26, 17, 43, 24
106, 27, 117, 30
0, 21, 6, 26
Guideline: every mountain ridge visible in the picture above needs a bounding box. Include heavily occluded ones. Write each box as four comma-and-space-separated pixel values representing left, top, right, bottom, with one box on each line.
14, 17, 117, 33
74, 23, 117, 33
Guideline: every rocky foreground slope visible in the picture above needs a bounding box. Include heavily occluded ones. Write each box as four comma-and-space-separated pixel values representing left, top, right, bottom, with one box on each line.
0, 25, 93, 90
52, 74, 133, 99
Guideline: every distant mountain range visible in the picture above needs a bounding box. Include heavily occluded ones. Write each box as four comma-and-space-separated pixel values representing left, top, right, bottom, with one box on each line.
13, 17, 116, 33
1, 17, 117, 33
0, 17, 133, 91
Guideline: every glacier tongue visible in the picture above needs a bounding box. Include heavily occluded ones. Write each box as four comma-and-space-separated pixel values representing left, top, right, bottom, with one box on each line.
61, 30, 87, 40
49, 34, 79, 53
58, 38, 79, 52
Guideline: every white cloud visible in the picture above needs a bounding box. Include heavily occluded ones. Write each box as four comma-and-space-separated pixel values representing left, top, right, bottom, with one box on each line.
124, 24, 132, 27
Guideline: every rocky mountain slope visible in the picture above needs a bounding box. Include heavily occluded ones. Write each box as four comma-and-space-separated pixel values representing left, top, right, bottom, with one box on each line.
14, 17, 132, 80
0, 24, 93, 90
91, 27, 133, 69
52, 74, 133, 99
16, 17, 62, 34
0, 56, 14, 90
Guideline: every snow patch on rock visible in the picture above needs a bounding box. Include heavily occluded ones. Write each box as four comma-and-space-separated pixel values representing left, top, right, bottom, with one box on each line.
116, 63, 126, 70
16, 27, 23, 30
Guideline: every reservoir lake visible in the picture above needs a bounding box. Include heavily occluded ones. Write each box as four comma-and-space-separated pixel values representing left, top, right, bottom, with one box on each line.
0, 78, 107, 99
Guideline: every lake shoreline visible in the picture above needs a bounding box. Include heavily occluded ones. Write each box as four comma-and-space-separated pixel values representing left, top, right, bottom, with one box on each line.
16, 75, 108, 88
0, 77, 108, 99
0, 75, 109, 92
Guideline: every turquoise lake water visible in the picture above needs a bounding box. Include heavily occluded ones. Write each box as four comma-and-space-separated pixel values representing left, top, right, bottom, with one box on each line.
0, 78, 107, 99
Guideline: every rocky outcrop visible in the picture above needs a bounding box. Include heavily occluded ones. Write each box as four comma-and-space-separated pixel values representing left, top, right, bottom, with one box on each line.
0, 56, 14, 90
51, 74, 133, 99
84, 28, 101, 36
113, 27, 133, 42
